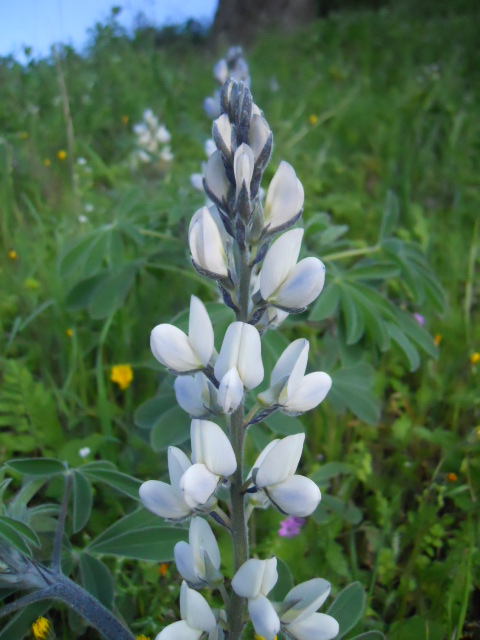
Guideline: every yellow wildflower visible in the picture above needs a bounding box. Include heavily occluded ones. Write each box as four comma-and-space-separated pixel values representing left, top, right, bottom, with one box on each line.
470, 352, 480, 365
8, 250, 18, 260
110, 364, 133, 390
447, 472, 458, 483
476, 426, 480, 440
136, 636, 150, 640
434, 334, 442, 346
158, 563, 169, 576
254, 636, 277, 640
43, 158, 51, 167
31, 616, 52, 640
122, 115, 129, 125
308, 114, 318, 126
57, 150, 67, 161
19, 131, 29, 140
66, 328, 73, 338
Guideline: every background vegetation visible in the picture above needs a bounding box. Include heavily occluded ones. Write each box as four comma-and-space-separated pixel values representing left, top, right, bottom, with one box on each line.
0, 2, 479, 638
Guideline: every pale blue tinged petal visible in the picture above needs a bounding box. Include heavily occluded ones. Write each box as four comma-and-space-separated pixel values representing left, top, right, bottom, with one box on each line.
270, 339, 308, 388
248, 594, 281, 640
260, 229, 304, 301
283, 372, 332, 414
232, 558, 265, 598
139, 480, 190, 519
168, 447, 192, 488
182, 582, 217, 632
151, 324, 200, 372
174, 541, 199, 584
180, 463, 219, 509
274, 257, 326, 309
268, 475, 321, 517
255, 434, 305, 488
155, 620, 202, 640
188, 296, 214, 367
285, 612, 339, 640
282, 578, 331, 624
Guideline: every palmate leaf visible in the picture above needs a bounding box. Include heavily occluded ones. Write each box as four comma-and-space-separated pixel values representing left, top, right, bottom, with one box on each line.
79, 462, 141, 500
329, 362, 381, 425
327, 582, 366, 638
79, 553, 114, 609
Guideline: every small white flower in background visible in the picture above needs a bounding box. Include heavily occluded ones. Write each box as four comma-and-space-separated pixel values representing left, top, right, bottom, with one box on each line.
155, 581, 217, 640
189, 206, 229, 278
84, 203, 94, 213
180, 420, 237, 509
250, 434, 321, 517
76, 157, 87, 166
78, 215, 89, 224
150, 295, 214, 374
263, 161, 304, 233
174, 517, 222, 588
259, 338, 332, 415
280, 578, 339, 640
78, 447, 91, 458
133, 109, 173, 166
174, 372, 217, 418
231, 558, 280, 640
140, 447, 197, 520
215, 322, 264, 390
204, 138, 216, 157
260, 228, 326, 311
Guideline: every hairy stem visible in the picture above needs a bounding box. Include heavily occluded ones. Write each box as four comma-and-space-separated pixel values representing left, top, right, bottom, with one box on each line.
228, 243, 251, 639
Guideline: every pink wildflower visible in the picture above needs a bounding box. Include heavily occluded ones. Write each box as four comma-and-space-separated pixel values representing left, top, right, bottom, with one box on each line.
413, 313, 425, 326
278, 516, 305, 538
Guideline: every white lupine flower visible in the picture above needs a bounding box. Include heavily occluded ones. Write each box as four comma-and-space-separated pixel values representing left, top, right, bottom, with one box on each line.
231, 558, 280, 640
190, 173, 204, 191
214, 59, 229, 84
250, 114, 271, 160
174, 373, 215, 417
280, 578, 339, 640
150, 295, 214, 373
189, 206, 228, 277
215, 322, 264, 390
204, 95, 221, 119
140, 447, 195, 520
174, 517, 221, 587
260, 228, 325, 310
160, 146, 174, 162
233, 143, 255, 197
264, 161, 304, 231
78, 447, 91, 458
180, 420, 237, 509
156, 581, 217, 640
214, 114, 233, 154
156, 124, 171, 144
263, 339, 332, 415
204, 150, 229, 204
217, 367, 244, 414
251, 434, 321, 517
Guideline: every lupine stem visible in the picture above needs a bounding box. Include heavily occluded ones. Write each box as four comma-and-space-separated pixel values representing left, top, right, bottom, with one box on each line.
228, 242, 252, 639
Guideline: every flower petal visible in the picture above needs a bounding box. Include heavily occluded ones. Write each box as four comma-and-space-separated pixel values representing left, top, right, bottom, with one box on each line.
180, 463, 219, 509
232, 558, 266, 599
255, 434, 305, 488
261, 557, 279, 595
191, 419, 237, 477
180, 581, 217, 633
250, 114, 271, 160
174, 541, 199, 584
285, 612, 339, 640
271, 339, 308, 389
168, 447, 192, 488
234, 143, 255, 195
264, 161, 304, 229
188, 296, 214, 367
248, 594, 281, 640
151, 324, 200, 372
155, 620, 202, 640
139, 480, 190, 519
204, 150, 229, 202
268, 475, 321, 517
283, 372, 332, 414
218, 367, 244, 414
189, 206, 228, 277
249, 439, 280, 479
282, 578, 331, 624
274, 257, 326, 310
174, 375, 208, 417
260, 229, 304, 301
190, 516, 221, 571
215, 322, 264, 390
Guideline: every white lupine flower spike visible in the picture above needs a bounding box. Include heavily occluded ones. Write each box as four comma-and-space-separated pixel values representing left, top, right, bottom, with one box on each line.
250, 433, 321, 516
150, 295, 214, 373
180, 420, 237, 508
156, 581, 217, 640
260, 228, 326, 312
260, 338, 332, 415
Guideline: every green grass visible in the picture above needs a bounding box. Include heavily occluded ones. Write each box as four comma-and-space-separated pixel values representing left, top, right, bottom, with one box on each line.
0, 4, 479, 639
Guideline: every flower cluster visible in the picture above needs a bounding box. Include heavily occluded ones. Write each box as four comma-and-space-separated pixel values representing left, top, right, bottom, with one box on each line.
140, 77, 337, 640
132, 109, 173, 165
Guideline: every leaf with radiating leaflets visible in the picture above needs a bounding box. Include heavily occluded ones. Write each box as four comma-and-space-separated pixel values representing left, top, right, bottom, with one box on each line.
72, 470, 93, 533
327, 581, 366, 638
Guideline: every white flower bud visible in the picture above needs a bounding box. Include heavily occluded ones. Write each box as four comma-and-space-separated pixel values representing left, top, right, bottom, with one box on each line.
264, 161, 304, 231
156, 125, 171, 144
190, 173, 204, 191
174, 517, 221, 587
204, 138, 216, 158
204, 95, 221, 119
215, 322, 264, 390
204, 150, 229, 204
250, 114, 271, 160
189, 206, 228, 277
217, 367, 244, 414
213, 114, 233, 155
233, 143, 255, 197
214, 59, 229, 84
150, 295, 214, 373
260, 228, 325, 310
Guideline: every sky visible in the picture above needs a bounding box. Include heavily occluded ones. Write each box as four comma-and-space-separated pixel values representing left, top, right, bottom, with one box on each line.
0, 0, 218, 60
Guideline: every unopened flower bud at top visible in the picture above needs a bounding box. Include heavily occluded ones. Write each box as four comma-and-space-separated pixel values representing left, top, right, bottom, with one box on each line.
260, 228, 325, 311
151, 295, 214, 373
189, 206, 228, 277
204, 150, 230, 205
213, 114, 233, 156
215, 322, 264, 390
263, 161, 304, 232
234, 143, 255, 198
249, 114, 271, 161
